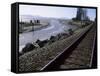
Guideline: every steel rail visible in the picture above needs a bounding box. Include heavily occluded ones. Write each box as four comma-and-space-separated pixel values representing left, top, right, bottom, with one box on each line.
40, 23, 94, 71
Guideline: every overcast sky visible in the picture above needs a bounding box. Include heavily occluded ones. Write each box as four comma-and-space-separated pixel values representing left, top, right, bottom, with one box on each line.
19, 5, 96, 21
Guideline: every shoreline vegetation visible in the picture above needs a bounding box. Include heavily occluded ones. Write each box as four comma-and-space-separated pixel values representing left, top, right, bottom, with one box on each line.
19, 19, 93, 71
19, 20, 50, 33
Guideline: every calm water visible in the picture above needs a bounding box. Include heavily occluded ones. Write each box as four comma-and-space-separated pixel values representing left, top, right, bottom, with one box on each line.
19, 19, 77, 52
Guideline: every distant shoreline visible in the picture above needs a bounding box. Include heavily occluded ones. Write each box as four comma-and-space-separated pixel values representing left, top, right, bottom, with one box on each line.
19, 23, 50, 34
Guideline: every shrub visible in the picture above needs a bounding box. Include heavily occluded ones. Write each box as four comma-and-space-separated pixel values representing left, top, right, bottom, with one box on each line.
72, 17, 77, 21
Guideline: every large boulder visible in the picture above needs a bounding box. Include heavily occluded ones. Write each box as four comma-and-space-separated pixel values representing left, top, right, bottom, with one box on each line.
19, 52, 23, 56
36, 39, 41, 44
50, 36, 56, 42
22, 43, 36, 53
36, 39, 48, 48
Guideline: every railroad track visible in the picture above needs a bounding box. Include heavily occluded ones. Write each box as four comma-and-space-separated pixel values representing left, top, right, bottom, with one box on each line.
40, 23, 96, 71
